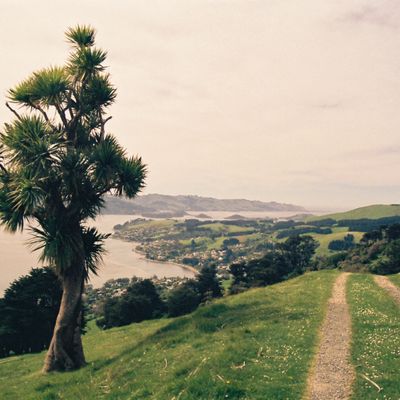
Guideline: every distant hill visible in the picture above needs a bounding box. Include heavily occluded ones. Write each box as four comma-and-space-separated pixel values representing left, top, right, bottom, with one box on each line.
225, 214, 248, 220
308, 204, 400, 222
193, 213, 212, 219
103, 194, 306, 215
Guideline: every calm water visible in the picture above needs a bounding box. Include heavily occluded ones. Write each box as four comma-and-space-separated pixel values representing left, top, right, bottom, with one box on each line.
0, 215, 195, 295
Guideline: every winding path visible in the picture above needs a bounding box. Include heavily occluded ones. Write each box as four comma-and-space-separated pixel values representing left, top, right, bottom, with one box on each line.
374, 275, 400, 305
306, 273, 354, 400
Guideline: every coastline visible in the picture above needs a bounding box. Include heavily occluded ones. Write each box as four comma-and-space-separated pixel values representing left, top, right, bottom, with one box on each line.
115, 237, 199, 275
137, 255, 199, 275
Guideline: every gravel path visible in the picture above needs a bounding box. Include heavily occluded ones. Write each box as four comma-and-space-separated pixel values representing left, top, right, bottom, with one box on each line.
307, 273, 354, 400
374, 275, 400, 305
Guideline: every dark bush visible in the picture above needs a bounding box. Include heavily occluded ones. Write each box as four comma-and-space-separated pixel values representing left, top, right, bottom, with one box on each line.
167, 281, 201, 317
328, 234, 355, 251
370, 239, 400, 275
229, 235, 317, 293
276, 227, 332, 239
338, 216, 400, 232
196, 264, 223, 301
0, 268, 62, 358
308, 218, 336, 227
97, 279, 165, 329
271, 220, 302, 231
314, 252, 348, 270
222, 238, 240, 247
182, 257, 200, 266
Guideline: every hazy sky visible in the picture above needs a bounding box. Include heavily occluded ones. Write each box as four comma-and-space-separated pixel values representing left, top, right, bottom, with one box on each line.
1, 0, 400, 209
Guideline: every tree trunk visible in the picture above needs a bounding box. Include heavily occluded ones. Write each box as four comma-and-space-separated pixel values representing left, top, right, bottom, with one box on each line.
43, 266, 86, 372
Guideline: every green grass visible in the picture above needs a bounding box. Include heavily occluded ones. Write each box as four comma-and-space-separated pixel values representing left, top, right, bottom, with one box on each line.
180, 236, 227, 250
347, 274, 400, 400
0, 271, 337, 400
308, 204, 400, 222
207, 236, 226, 250
200, 223, 253, 234
308, 229, 364, 256
181, 233, 261, 251
127, 219, 177, 229
236, 233, 263, 242
221, 278, 233, 293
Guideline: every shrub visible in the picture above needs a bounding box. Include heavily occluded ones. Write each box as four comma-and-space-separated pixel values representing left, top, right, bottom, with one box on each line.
0, 268, 62, 358
167, 281, 201, 317
313, 252, 347, 270
97, 279, 165, 329
328, 234, 355, 251
196, 264, 223, 301
229, 235, 317, 292
276, 227, 332, 239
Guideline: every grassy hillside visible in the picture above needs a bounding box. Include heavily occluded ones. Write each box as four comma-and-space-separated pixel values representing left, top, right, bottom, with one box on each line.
0, 272, 336, 400
348, 274, 400, 399
308, 204, 400, 222
309, 228, 364, 256
272, 227, 363, 256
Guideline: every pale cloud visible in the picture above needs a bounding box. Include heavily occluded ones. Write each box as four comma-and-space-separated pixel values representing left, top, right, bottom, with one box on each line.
342, 1, 400, 29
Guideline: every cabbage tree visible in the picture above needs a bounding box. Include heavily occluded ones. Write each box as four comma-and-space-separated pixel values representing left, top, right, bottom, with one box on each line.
0, 26, 146, 372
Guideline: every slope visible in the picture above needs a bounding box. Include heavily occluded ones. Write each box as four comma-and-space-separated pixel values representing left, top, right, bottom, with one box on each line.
0, 271, 336, 400
347, 274, 400, 399
308, 204, 400, 222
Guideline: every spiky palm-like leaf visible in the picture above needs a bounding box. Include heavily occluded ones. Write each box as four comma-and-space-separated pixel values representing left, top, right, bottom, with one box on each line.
8, 77, 39, 105
68, 47, 107, 78
91, 134, 125, 185
66, 25, 96, 48
32, 67, 70, 106
29, 219, 83, 273
8, 67, 69, 108
8, 173, 45, 214
81, 227, 109, 278
1, 116, 62, 173
59, 151, 104, 219
0, 188, 25, 232
81, 74, 116, 111
115, 156, 147, 198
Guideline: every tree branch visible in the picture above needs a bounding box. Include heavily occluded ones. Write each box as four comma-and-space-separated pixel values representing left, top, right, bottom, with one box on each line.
5, 102, 22, 121
65, 78, 78, 120
29, 103, 58, 131
99, 113, 112, 142
29, 103, 51, 123
55, 104, 69, 129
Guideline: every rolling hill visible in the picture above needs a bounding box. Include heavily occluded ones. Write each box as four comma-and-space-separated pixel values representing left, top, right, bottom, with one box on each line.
307, 204, 400, 222
103, 194, 306, 216
1, 271, 399, 399
0, 272, 334, 399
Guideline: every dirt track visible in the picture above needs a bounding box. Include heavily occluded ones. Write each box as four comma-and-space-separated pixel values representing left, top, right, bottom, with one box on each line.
307, 273, 354, 400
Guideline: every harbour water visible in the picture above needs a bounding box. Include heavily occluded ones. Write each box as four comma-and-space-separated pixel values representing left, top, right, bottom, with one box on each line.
0, 215, 195, 295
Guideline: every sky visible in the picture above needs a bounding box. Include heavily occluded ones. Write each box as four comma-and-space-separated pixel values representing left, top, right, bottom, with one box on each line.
1, 0, 400, 210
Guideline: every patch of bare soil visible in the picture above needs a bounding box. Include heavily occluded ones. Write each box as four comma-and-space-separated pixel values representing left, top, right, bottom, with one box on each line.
306, 273, 354, 400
